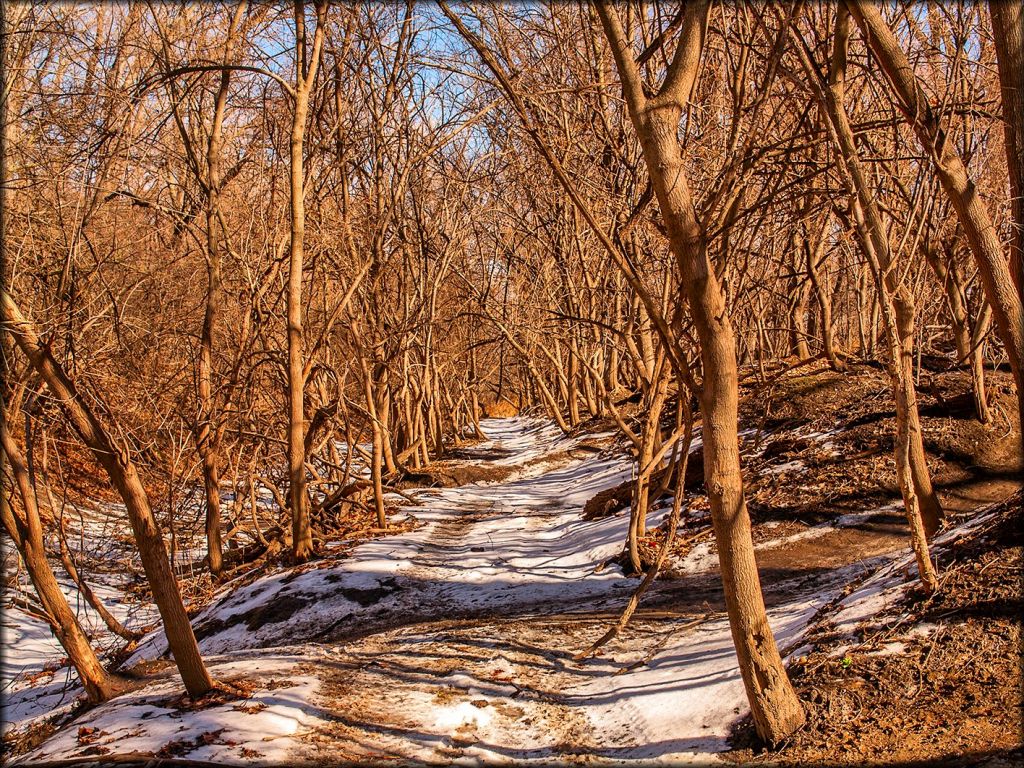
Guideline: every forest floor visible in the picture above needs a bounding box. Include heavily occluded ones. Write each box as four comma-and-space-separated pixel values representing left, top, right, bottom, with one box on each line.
1, 362, 1020, 766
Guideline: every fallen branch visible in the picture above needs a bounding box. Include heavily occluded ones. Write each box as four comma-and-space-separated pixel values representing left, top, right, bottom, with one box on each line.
612, 613, 713, 675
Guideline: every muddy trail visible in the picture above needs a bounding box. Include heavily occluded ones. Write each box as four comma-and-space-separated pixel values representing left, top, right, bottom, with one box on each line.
12, 413, 1019, 766
287, 422, 923, 764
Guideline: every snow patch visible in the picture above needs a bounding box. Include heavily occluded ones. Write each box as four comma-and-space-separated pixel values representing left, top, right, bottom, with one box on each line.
14, 656, 322, 766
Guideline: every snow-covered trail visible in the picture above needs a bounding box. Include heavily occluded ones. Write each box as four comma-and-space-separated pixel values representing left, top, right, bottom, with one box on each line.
116, 419, 638, 660
15, 417, 919, 765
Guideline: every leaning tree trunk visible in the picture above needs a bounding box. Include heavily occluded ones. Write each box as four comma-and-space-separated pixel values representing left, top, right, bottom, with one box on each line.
968, 305, 993, 424
872, 292, 940, 592
811, 9, 943, 536
849, 0, 1024, 447
49, 489, 137, 641
596, 2, 805, 744
0, 420, 120, 703
2, 292, 214, 699
628, 353, 670, 573
887, 352, 939, 593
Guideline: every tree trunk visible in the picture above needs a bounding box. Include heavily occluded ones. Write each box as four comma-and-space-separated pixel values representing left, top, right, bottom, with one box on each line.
2, 292, 214, 698
468, 346, 486, 439
894, 296, 943, 537
51, 497, 137, 641
0, 420, 120, 703
198, 231, 224, 574
607, 287, 622, 391
596, 3, 804, 744
854, 264, 870, 359
287, 0, 325, 562
567, 341, 582, 427
891, 365, 939, 594
849, 0, 1024, 445
804, 219, 845, 371
789, 272, 812, 360
969, 304, 993, 424
194, 16, 241, 578
990, 0, 1024, 305
628, 356, 670, 573
362, 358, 388, 528
810, 10, 943, 536
379, 379, 401, 473
923, 243, 989, 422
32, 426, 138, 640
288, 80, 312, 560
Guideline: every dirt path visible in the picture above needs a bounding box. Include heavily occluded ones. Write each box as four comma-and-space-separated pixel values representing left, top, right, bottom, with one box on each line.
288, 419, 969, 765
13, 417, 1018, 766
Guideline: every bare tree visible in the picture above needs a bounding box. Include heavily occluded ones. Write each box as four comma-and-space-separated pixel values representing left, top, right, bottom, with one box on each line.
989, 0, 1024, 305
594, 2, 805, 744
0, 410, 121, 703
1, 293, 215, 699
287, 0, 327, 562
847, 0, 1024, 445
